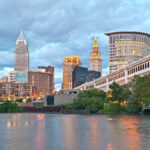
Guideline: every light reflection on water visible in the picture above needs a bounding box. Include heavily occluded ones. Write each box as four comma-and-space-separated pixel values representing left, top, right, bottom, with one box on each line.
0, 114, 150, 150
34, 114, 45, 150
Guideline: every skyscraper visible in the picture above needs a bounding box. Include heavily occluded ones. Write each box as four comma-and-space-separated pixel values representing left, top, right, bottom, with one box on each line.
62, 56, 81, 90
72, 66, 88, 88
106, 31, 150, 73
15, 31, 29, 71
89, 36, 102, 74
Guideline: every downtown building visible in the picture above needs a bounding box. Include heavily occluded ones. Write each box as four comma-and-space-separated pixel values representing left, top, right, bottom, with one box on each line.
8, 31, 29, 83
28, 66, 54, 97
89, 36, 102, 74
5, 31, 54, 100
0, 82, 37, 101
62, 56, 81, 90
5, 66, 54, 100
64, 36, 102, 89
72, 66, 101, 88
106, 31, 150, 73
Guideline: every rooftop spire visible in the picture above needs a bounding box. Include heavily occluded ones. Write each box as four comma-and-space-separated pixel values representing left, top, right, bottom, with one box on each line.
91, 35, 101, 59
16, 30, 27, 45
93, 35, 98, 47
18, 30, 25, 40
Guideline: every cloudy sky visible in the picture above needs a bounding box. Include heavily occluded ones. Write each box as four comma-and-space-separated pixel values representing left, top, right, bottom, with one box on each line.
0, 0, 150, 89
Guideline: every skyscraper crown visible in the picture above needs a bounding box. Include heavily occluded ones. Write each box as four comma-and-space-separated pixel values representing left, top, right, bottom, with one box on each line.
16, 30, 27, 45
91, 35, 101, 59
93, 35, 98, 47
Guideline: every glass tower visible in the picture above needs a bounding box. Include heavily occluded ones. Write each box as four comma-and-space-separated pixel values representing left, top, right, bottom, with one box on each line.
106, 32, 150, 73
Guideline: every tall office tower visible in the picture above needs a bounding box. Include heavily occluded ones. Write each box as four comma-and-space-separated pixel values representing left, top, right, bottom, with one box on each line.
15, 31, 29, 71
106, 31, 150, 73
62, 56, 81, 90
72, 66, 88, 88
89, 36, 102, 74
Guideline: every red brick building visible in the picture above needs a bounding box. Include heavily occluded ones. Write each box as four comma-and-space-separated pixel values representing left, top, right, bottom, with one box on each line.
28, 66, 54, 96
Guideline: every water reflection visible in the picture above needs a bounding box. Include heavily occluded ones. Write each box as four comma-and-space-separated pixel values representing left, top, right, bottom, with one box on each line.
120, 116, 143, 150
6, 120, 30, 128
6, 121, 11, 128
36, 114, 45, 120
1, 114, 150, 150
106, 143, 116, 150
61, 115, 77, 150
34, 114, 46, 150
86, 116, 102, 150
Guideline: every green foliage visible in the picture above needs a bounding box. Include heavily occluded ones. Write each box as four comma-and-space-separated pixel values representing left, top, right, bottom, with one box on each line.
16, 98, 23, 103
104, 103, 121, 113
130, 75, 150, 105
0, 101, 23, 113
26, 98, 32, 103
143, 97, 150, 106
65, 75, 150, 114
125, 103, 142, 113
65, 89, 106, 113
109, 82, 131, 102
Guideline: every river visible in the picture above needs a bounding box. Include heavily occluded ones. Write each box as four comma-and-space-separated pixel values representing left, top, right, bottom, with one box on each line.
0, 113, 150, 150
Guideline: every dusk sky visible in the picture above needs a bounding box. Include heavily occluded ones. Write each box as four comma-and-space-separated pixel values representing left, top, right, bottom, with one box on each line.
0, 0, 150, 89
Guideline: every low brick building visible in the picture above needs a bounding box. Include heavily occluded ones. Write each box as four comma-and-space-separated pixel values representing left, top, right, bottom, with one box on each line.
0, 82, 37, 100
28, 66, 54, 97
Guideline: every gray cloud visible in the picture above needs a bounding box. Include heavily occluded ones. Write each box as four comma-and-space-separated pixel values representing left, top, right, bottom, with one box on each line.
0, 0, 150, 89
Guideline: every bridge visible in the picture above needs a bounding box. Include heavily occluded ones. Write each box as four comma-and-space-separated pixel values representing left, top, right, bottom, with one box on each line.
75, 55, 150, 92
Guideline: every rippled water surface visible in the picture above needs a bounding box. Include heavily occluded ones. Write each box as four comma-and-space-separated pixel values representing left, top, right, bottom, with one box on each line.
0, 113, 150, 150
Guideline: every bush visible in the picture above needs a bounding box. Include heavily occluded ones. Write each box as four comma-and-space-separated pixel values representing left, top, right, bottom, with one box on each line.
16, 98, 23, 103
26, 98, 32, 103
0, 101, 23, 113
125, 103, 142, 113
64, 89, 106, 113
104, 103, 121, 113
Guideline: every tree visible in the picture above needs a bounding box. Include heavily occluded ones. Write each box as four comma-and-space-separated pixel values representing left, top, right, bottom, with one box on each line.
65, 89, 107, 113
109, 82, 122, 102
109, 82, 132, 103
131, 75, 150, 105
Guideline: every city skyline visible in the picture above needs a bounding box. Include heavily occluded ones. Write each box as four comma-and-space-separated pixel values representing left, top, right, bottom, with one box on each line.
0, 0, 150, 89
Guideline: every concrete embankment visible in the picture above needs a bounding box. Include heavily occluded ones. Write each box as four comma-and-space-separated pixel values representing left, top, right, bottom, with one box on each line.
22, 106, 90, 114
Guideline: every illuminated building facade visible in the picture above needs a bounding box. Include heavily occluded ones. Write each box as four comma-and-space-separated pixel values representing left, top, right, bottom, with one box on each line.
89, 36, 102, 74
15, 31, 29, 71
106, 32, 150, 73
0, 82, 37, 100
62, 56, 81, 90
